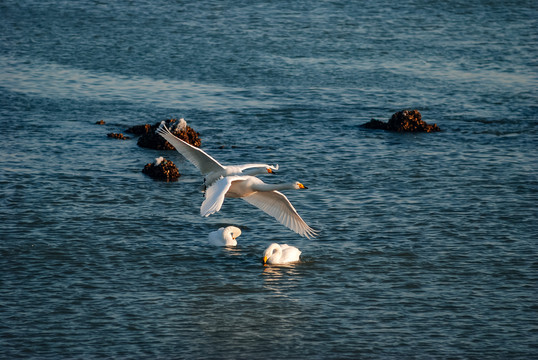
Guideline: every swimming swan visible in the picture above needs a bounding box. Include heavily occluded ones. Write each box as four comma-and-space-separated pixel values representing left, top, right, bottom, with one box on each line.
156, 121, 278, 187
263, 243, 301, 265
208, 226, 242, 246
202, 175, 318, 239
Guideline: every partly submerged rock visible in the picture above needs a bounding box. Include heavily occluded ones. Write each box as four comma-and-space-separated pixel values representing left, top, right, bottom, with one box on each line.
107, 132, 130, 140
361, 110, 440, 132
127, 118, 201, 150
142, 157, 181, 181
360, 118, 390, 131
127, 124, 152, 136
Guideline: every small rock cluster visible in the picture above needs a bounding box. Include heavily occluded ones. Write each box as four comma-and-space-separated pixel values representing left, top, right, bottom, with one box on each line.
361, 110, 440, 132
127, 118, 201, 150
95, 118, 200, 181
142, 158, 181, 181
107, 133, 130, 140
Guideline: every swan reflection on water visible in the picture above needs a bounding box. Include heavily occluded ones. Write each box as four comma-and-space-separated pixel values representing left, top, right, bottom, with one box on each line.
262, 263, 301, 275
261, 262, 302, 298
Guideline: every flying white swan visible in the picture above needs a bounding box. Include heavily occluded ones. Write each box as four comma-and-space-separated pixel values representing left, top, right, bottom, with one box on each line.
202, 175, 317, 239
263, 243, 301, 265
156, 121, 317, 239
156, 121, 278, 187
208, 226, 241, 246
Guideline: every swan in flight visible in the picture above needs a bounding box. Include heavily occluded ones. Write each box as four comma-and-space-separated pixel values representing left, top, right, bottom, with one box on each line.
202, 175, 317, 239
263, 243, 301, 265
208, 226, 241, 246
156, 121, 278, 187
156, 121, 317, 238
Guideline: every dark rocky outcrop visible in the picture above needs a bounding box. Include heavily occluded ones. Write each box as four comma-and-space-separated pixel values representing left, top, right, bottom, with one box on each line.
361, 110, 440, 132
127, 124, 152, 136
95, 120, 106, 125
107, 133, 130, 140
127, 118, 201, 150
142, 158, 181, 181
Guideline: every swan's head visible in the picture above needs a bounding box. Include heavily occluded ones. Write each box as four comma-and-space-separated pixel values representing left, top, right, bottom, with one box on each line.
295, 182, 308, 189
262, 243, 280, 265
266, 164, 279, 174
224, 226, 241, 240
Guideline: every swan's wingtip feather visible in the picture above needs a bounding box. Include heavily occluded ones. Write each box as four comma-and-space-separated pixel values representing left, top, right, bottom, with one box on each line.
200, 208, 213, 217
303, 226, 319, 239
156, 121, 170, 136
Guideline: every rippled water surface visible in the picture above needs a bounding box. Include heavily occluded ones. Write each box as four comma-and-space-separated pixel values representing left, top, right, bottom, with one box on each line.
1, 0, 537, 358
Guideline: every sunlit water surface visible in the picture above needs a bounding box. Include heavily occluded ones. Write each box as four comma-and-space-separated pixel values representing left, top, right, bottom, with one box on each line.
1, 0, 537, 358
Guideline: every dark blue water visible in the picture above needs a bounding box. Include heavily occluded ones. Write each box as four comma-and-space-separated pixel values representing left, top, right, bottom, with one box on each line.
1, 0, 537, 358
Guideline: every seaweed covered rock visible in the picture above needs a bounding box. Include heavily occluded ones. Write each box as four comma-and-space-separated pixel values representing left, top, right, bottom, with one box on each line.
127, 118, 201, 150
361, 110, 440, 132
127, 124, 152, 136
107, 133, 130, 140
142, 157, 181, 181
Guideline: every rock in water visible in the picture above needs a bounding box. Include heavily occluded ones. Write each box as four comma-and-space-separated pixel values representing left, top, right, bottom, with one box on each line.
361, 110, 440, 132
128, 118, 201, 150
142, 158, 181, 181
127, 124, 152, 136
107, 133, 130, 140
360, 118, 389, 131
388, 110, 440, 132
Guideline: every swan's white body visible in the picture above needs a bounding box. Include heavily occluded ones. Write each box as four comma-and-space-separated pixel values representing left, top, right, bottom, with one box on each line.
156, 121, 277, 187
263, 243, 301, 265
208, 226, 241, 246
156, 121, 317, 239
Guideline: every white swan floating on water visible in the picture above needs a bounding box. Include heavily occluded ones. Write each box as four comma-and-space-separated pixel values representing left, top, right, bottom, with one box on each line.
263, 243, 302, 265
208, 226, 242, 246
156, 121, 317, 239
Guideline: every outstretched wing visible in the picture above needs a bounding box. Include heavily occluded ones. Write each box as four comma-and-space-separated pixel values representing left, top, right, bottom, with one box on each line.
242, 191, 318, 239
200, 177, 235, 217
156, 121, 224, 175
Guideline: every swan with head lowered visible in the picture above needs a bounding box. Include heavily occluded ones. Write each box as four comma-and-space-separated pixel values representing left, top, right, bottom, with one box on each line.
263, 243, 301, 265
156, 121, 278, 188
156, 121, 317, 239
208, 226, 242, 246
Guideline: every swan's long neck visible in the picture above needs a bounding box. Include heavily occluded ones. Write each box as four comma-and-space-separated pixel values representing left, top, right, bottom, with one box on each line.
252, 182, 296, 192
266, 244, 282, 263
242, 167, 268, 176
